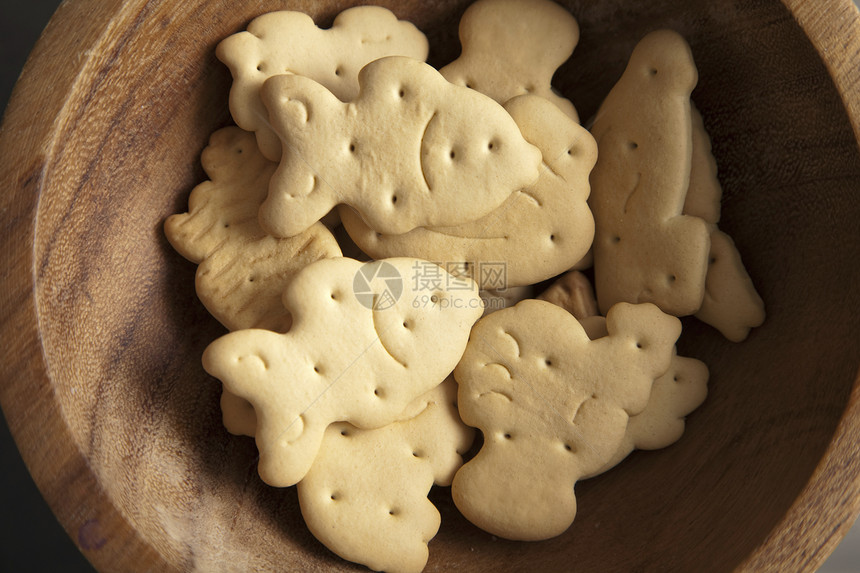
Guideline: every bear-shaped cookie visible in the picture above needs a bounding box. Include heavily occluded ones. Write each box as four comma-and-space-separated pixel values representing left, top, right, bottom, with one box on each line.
440, 0, 580, 121
572, 316, 709, 478
297, 377, 473, 573
536, 271, 709, 478
452, 299, 680, 540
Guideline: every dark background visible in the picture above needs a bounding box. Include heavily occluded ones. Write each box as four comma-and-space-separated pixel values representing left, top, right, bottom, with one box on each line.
1, 2, 97, 572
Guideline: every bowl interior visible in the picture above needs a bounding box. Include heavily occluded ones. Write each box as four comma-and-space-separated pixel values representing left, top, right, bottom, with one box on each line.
16, 0, 860, 570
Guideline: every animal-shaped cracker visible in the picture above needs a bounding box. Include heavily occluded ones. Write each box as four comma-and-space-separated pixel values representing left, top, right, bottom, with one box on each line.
696, 230, 765, 341
164, 127, 341, 332
203, 257, 483, 487
684, 104, 723, 224
452, 299, 680, 540
164, 127, 341, 437
297, 378, 473, 573
259, 56, 542, 238
595, 352, 708, 475
339, 94, 596, 288
589, 29, 711, 317
572, 317, 708, 478
216, 6, 429, 161
440, 0, 580, 121
539, 271, 709, 476
684, 105, 765, 341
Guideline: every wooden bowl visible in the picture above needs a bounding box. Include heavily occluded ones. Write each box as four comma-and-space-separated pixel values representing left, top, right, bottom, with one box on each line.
1, 0, 859, 571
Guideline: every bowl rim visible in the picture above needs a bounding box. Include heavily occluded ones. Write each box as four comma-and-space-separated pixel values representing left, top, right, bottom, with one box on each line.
737, 0, 860, 568
0, 1, 168, 571
0, 0, 858, 572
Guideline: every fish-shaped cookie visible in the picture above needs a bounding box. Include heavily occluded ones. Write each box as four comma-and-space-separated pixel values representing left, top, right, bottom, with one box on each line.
259, 55, 542, 238
339, 94, 596, 289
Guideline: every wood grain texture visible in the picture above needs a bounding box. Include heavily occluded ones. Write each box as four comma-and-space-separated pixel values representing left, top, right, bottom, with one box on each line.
0, 0, 858, 572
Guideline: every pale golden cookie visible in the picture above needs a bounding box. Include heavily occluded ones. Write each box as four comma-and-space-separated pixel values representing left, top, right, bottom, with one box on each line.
164, 127, 341, 436
219, 391, 258, 438
578, 315, 610, 340
684, 104, 722, 224
165, 127, 273, 265
259, 56, 542, 238
452, 299, 680, 540
340, 94, 596, 288
203, 257, 483, 487
542, 274, 709, 476
440, 0, 579, 121
599, 352, 708, 472
216, 6, 429, 161
297, 378, 473, 573
565, 316, 708, 478
695, 230, 766, 342
589, 29, 711, 317
684, 105, 765, 340
164, 127, 341, 332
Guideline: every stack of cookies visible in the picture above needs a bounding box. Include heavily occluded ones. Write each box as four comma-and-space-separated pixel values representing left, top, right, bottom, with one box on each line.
164, 1, 765, 571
